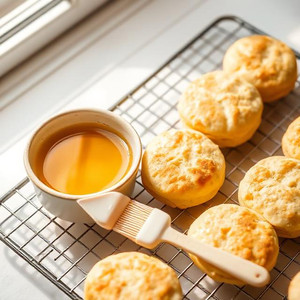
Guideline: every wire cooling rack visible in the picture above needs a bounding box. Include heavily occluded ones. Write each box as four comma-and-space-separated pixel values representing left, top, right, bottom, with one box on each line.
1, 16, 300, 300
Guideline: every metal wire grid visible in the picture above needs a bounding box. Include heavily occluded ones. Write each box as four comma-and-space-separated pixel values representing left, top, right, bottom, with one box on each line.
0, 16, 299, 300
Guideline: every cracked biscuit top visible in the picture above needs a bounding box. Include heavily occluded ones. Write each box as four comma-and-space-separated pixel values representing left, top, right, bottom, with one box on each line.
188, 204, 279, 285
239, 156, 300, 238
177, 71, 263, 147
282, 116, 300, 160
223, 35, 297, 102
85, 252, 182, 300
141, 129, 225, 208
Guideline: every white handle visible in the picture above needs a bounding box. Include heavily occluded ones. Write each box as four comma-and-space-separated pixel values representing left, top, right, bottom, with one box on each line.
162, 227, 270, 287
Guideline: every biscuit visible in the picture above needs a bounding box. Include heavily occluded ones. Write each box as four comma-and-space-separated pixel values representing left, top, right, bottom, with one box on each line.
188, 204, 279, 285
238, 156, 300, 238
177, 71, 263, 147
141, 129, 225, 208
288, 272, 300, 300
282, 116, 300, 160
223, 35, 297, 102
84, 252, 182, 300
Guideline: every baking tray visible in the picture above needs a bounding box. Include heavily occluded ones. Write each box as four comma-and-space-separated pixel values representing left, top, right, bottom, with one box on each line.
1, 16, 299, 300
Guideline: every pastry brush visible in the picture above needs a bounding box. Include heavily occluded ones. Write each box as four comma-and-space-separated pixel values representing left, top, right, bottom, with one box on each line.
77, 192, 270, 287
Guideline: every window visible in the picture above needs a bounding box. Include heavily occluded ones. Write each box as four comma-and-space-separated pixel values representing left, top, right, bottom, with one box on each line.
0, 0, 109, 76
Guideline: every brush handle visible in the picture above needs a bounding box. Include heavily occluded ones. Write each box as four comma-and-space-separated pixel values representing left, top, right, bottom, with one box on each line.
162, 227, 270, 287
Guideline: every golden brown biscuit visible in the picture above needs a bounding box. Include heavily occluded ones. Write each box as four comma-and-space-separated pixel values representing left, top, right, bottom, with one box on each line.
141, 129, 225, 208
282, 116, 300, 160
188, 204, 279, 285
177, 71, 263, 147
238, 156, 300, 238
223, 35, 297, 102
288, 272, 300, 300
84, 252, 182, 300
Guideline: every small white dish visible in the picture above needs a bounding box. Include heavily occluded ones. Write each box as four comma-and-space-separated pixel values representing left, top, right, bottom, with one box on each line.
24, 109, 142, 223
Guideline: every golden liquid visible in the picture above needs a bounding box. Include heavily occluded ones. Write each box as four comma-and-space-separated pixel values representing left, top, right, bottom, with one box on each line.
34, 124, 132, 195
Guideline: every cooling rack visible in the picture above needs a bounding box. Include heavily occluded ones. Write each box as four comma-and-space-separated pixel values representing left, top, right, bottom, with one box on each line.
1, 16, 299, 300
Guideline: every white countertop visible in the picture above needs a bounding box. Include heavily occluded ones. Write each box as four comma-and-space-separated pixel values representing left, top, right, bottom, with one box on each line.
1, 0, 300, 299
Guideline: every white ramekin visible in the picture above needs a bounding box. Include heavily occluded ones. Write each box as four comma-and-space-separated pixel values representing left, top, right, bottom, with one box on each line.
24, 109, 142, 223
